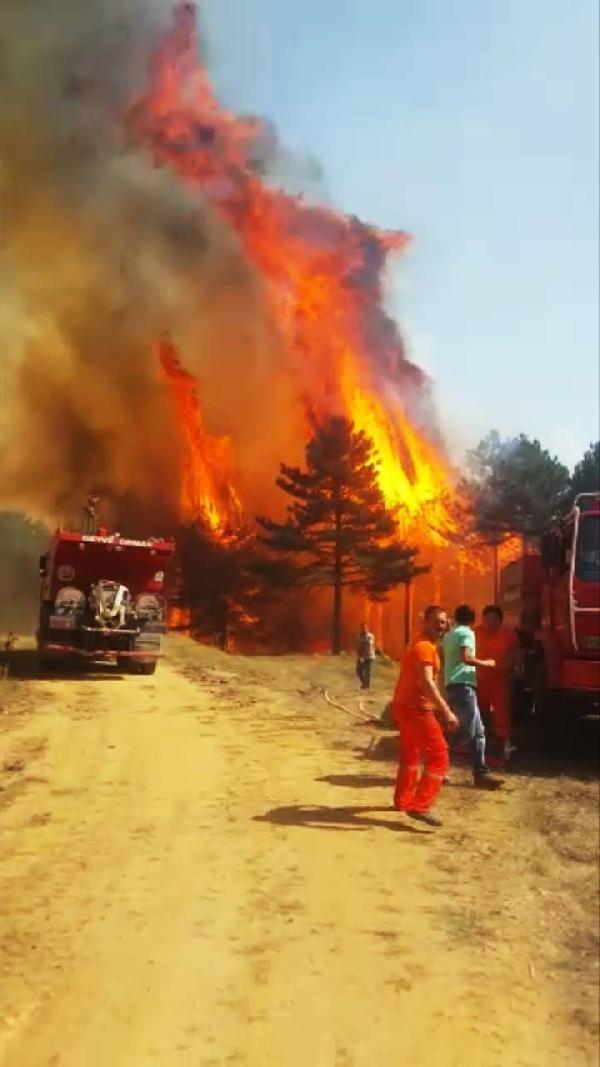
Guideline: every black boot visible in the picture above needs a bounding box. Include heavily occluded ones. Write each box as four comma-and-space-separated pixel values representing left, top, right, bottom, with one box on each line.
406, 810, 443, 827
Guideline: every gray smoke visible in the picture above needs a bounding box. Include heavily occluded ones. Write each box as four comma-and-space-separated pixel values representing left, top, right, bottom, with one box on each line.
1, 0, 297, 535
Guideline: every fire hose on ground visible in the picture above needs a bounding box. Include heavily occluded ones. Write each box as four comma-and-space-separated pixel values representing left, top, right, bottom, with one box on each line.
320, 686, 374, 724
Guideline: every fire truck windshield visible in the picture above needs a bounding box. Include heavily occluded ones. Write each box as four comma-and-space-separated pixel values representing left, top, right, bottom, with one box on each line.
575, 514, 600, 582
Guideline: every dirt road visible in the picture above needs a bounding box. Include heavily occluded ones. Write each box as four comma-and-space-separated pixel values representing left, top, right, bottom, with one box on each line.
1, 637, 598, 1067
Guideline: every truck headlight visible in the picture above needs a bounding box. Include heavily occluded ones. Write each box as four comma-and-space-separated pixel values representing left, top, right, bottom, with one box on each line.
54, 587, 85, 614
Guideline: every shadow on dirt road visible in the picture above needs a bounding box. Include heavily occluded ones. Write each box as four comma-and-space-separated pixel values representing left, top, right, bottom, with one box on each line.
2, 648, 127, 682
255, 803, 429, 835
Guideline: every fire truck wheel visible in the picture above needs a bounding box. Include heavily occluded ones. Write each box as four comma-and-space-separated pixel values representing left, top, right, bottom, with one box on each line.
533, 688, 566, 755
36, 654, 51, 676
138, 661, 157, 676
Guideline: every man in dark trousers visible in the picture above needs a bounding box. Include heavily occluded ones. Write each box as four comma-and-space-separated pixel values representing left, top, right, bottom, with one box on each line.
355, 622, 376, 689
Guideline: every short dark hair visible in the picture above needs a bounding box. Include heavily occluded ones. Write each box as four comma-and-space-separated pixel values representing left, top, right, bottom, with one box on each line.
424, 604, 444, 621
483, 604, 503, 622
454, 603, 476, 625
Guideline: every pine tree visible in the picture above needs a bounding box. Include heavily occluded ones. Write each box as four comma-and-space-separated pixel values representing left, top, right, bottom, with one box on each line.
461, 431, 570, 540
571, 442, 600, 497
455, 432, 570, 598
257, 417, 427, 654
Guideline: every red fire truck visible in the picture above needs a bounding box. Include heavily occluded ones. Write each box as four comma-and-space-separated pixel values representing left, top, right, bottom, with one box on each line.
37, 530, 175, 674
499, 493, 600, 723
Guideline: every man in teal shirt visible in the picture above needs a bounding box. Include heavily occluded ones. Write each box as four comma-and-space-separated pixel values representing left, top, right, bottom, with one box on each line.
442, 604, 503, 789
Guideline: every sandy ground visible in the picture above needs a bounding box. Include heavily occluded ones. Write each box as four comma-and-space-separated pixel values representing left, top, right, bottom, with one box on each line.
1, 635, 598, 1067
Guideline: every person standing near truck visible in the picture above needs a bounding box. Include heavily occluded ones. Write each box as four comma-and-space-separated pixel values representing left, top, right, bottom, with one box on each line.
442, 604, 504, 790
475, 605, 519, 765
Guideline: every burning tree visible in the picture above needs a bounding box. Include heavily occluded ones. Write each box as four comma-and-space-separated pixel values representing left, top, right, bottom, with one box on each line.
257, 418, 428, 654
176, 521, 261, 646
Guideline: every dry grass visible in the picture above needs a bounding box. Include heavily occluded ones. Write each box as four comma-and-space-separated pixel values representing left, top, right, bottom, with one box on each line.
525, 776, 600, 1038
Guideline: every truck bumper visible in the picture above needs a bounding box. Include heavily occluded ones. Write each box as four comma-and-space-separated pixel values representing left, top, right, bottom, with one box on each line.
40, 644, 161, 661
559, 658, 600, 692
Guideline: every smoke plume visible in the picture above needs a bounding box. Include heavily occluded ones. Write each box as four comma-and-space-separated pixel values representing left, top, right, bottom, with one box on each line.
1, 0, 298, 534
2, 0, 445, 545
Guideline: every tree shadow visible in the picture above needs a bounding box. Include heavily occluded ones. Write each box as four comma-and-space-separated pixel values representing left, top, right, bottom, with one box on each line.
0, 649, 38, 679
355, 724, 598, 782
357, 734, 398, 762
254, 804, 428, 834
501, 748, 599, 782
316, 773, 395, 789
488, 721, 599, 781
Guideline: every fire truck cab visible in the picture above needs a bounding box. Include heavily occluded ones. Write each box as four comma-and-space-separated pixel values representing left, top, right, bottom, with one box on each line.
37, 530, 175, 674
500, 493, 600, 722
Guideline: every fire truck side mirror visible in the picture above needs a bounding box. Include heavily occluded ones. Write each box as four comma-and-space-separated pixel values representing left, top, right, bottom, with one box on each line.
39, 553, 48, 578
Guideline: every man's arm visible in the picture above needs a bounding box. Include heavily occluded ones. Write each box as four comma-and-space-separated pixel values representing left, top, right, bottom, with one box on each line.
421, 664, 459, 730
459, 646, 495, 670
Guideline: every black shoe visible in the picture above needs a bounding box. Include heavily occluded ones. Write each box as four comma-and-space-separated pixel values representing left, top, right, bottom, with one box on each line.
406, 810, 442, 827
473, 772, 504, 790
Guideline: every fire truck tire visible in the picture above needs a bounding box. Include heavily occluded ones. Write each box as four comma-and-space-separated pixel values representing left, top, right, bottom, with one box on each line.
138, 661, 157, 675
36, 654, 51, 676
533, 689, 566, 755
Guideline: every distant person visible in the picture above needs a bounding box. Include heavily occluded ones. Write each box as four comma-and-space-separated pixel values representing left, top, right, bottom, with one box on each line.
218, 624, 233, 653
1, 632, 17, 677
391, 606, 459, 827
442, 604, 504, 790
355, 622, 376, 690
475, 605, 519, 765
83, 495, 100, 535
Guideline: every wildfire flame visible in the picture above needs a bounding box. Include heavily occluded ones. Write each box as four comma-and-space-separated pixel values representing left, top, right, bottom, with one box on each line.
157, 335, 243, 533
127, 2, 456, 541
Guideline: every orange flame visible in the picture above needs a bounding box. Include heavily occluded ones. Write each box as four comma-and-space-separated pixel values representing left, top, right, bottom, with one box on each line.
127, 3, 456, 543
157, 335, 243, 532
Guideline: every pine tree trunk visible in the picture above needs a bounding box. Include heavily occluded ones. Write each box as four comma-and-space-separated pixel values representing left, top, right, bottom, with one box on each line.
403, 580, 413, 646
332, 493, 342, 655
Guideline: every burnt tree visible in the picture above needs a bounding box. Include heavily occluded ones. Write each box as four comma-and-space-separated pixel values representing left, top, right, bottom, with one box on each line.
176, 522, 260, 644
257, 417, 427, 654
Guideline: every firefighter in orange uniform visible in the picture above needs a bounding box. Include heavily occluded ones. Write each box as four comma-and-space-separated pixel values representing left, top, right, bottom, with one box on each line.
475, 605, 519, 764
392, 606, 459, 828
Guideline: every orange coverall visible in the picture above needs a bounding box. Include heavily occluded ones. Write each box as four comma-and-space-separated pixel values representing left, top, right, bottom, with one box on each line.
392, 638, 448, 814
475, 625, 519, 743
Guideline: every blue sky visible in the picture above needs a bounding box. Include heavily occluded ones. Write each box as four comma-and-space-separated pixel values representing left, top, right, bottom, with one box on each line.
201, 0, 598, 470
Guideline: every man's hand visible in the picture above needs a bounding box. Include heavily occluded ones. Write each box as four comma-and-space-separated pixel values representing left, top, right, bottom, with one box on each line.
437, 699, 459, 734
482, 658, 496, 669
439, 702, 459, 732
443, 710, 460, 733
